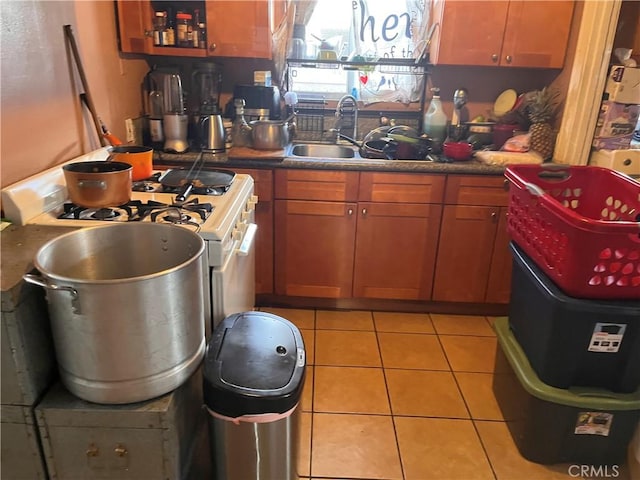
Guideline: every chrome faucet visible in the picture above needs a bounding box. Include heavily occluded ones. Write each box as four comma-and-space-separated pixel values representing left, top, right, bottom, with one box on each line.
333, 94, 358, 143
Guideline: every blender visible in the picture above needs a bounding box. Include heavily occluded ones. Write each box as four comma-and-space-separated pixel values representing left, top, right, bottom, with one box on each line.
163, 72, 189, 153
192, 63, 225, 151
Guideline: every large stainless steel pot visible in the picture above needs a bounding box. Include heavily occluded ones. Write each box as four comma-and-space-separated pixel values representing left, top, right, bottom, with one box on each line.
63, 160, 132, 208
250, 119, 294, 150
23, 223, 206, 404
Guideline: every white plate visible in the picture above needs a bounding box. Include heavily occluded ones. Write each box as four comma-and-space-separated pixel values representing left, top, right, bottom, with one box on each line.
493, 89, 518, 117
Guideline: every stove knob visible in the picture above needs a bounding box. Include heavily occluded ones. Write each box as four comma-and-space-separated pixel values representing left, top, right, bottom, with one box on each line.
232, 228, 242, 241
241, 211, 251, 221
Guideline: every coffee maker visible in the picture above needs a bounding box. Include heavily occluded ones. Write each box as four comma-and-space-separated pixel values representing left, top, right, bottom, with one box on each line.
192, 63, 225, 152
232, 85, 281, 122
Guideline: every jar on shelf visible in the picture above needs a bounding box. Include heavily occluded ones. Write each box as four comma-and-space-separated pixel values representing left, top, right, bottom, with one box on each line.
153, 11, 166, 46
176, 12, 193, 47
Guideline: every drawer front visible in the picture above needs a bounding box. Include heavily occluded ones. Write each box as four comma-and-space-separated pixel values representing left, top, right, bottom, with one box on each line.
275, 169, 359, 201
359, 172, 445, 203
1, 405, 48, 479
444, 175, 509, 206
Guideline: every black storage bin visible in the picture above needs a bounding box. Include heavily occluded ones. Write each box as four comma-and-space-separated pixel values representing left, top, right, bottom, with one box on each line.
203, 311, 306, 480
509, 242, 640, 393
493, 317, 640, 465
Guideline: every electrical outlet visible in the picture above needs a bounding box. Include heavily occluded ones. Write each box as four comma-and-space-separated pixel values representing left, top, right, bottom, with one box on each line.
125, 118, 136, 143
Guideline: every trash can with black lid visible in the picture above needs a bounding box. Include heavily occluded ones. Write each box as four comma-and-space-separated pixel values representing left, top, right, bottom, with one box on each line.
203, 311, 306, 480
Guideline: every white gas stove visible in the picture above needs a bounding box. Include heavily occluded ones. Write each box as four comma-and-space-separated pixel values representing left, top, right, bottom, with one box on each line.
2, 147, 258, 328
1, 147, 257, 268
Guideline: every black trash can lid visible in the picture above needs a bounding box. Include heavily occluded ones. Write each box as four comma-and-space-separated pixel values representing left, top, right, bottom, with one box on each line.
203, 311, 306, 418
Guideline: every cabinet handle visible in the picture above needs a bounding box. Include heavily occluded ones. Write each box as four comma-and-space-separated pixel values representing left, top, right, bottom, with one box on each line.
114, 444, 128, 457
491, 211, 498, 222
503, 179, 510, 191
144, 30, 153, 38
361, 208, 367, 216
491, 54, 499, 63
505, 55, 512, 64
86, 444, 99, 457
347, 208, 354, 215
209, 43, 217, 52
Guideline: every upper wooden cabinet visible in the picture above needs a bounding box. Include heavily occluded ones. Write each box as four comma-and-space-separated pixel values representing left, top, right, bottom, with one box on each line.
116, 0, 287, 59
430, 0, 575, 68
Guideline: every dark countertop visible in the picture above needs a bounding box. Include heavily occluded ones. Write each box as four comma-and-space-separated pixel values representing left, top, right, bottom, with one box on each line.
153, 148, 507, 176
1, 225, 78, 310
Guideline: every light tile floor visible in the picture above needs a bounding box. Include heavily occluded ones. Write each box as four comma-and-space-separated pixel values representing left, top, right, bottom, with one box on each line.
260, 307, 634, 480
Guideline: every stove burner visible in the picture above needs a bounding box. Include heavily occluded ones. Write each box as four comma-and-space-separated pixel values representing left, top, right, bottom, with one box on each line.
91, 208, 120, 220
132, 181, 157, 192
56, 198, 213, 225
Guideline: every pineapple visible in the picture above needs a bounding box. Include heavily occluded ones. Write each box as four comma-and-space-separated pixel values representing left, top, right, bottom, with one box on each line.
526, 87, 560, 161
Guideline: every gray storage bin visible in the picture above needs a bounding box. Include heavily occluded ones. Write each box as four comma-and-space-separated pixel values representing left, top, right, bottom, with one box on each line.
203, 311, 306, 480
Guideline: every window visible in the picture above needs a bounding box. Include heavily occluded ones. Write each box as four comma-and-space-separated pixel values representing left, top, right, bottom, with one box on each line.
287, 0, 429, 104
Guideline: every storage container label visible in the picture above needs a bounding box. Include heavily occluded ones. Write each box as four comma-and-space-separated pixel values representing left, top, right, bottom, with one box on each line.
575, 412, 613, 436
587, 323, 626, 353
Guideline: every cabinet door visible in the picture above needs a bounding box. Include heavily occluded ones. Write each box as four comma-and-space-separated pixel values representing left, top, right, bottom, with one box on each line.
432, 205, 500, 303
205, 1, 273, 58
232, 168, 273, 295
274, 200, 356, 298
485, 207, 512, 304
433, 1, 510, 66
353, 202, 442, 300
501, 1, 574, 68
116, 0, 154, 54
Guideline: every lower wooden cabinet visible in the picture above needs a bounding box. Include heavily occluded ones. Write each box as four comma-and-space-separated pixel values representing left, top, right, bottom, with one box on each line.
432, 176, 512, 303
274, 170, 444, 300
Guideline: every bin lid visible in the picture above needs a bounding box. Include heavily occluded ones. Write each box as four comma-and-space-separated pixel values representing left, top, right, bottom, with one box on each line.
494, 317, 640, 409
203, 311, 306, 417
510, 243, 640, 312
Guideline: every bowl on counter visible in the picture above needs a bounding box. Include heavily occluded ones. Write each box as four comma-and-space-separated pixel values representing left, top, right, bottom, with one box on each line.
443, 141, 473, 161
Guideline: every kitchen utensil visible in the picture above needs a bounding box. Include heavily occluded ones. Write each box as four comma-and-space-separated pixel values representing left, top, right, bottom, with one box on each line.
200, 113, 226, 152
250, 117, 295, 150
108, 145, 153, 181
23, 223, 206, 404
159, 167, 236, 198
63, 161, 132, 208
443, 141, 473, 161
64, 25, 108, 147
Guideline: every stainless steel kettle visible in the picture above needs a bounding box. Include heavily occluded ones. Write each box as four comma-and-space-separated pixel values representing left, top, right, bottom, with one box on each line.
199, 114, 226, 152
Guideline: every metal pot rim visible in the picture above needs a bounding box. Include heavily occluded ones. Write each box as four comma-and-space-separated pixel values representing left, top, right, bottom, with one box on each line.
32, 224, 205, 285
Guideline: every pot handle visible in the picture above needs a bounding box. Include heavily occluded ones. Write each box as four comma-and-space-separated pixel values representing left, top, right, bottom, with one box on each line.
23, 273, 81, 313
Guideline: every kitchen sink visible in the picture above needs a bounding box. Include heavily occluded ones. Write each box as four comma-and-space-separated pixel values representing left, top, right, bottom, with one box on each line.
289, 144, 357, 159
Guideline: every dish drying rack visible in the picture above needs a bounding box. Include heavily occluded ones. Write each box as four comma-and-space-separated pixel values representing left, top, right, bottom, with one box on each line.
294, 96, 326, 142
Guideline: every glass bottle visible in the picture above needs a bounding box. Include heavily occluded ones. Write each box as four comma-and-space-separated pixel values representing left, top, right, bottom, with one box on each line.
231, 98, 252, 148
165, 9, 176, 46
422, 87, 448, 143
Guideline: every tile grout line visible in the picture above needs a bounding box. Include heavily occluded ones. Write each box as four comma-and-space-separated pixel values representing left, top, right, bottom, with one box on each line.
372, 310, 408, 480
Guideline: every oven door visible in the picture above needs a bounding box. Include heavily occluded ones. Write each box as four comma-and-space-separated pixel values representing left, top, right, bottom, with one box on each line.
210, 223, 257, 329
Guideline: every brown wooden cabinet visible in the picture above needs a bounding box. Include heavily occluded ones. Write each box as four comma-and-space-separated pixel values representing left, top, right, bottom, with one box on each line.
274, 170, 444, 300
431, 0, 575, 68
232, 168, 274, 295
116, 0, 286, 59
274, 170, 359, 298
432, 175, 512, 303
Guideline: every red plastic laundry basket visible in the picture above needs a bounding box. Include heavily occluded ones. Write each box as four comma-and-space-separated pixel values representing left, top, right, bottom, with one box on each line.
505, 164, 640, 299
